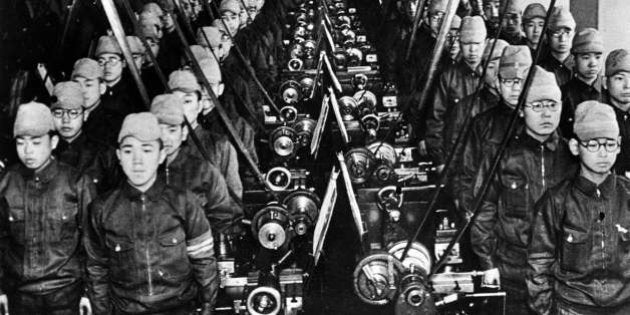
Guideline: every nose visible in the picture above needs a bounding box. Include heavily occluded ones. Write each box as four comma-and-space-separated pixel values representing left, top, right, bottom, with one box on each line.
23, 141, 33, 156
623, 78, 630, 89
132, 150, 143, 165
61, 113, 71, 124
598, 146, 609, 157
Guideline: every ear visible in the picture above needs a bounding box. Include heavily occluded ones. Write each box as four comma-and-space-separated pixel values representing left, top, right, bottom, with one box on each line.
121, 58, 127, 68
50, 134, 59, 150
217, 83, 225, 96
158, 146, 167, 164
116, 148, 122, 163
181, 125, 189, 142
568, 138, 580, 156
99, 82, 107, 95
518, 109, 524, 117
83, 111, 89, 122
603, 77, 608, 90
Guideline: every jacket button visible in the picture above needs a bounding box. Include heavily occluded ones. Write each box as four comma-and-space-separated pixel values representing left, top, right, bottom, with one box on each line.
172, 238, 177, 244
115, 244, 121, 252
510, 182, 517, 189
8, 216, 13, 222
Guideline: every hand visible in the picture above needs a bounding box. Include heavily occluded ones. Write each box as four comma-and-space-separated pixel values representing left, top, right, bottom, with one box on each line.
79, 296, 92, 315
418, 140, 428, 156
200, 302, 213, 315
0, 294, 8, 315
482, 268, 500, 288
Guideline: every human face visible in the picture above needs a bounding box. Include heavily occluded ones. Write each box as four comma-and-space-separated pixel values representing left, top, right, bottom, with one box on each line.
501, 13, 522, 36
403, 0, 419, 22
461, 40, 486, 69
447, 30, 460, 60
426, 11, 445, 37
159, 123, 187, 158
239, 7, 250, 28
570, 137, 620, 176
483, 0, 500, 24
498, 76, 524, 107
575, 52, 602, 81
173, 90, 202, 124
146, 38, 160, 58
221, 11, 240, 36
52, 108, 84, 141
523, 18, 544, 47
97, 53, 125, 85
606, 72, 630, 105
16, 134, 58, 171
548, 27, 574, 55
484, 59, 500, 88
522, 100, 561, 141
73, 77, 106, 110
132, 53, 144, 71
116, 137, 165, 191
161, 12, 175, 32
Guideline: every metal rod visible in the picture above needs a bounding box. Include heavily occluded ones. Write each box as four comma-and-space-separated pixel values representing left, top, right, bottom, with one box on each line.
404, 0, 428, 61
429, 0, 557, 276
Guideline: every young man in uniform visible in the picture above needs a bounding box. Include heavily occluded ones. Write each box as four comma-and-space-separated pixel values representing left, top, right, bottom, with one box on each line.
0, 102, 95, 315
521, 3, 547, 54
528, 101, 630, 314
51, 81, 120, 194
538, 6, 575, 87
85, 112, 217, 315
603, 49, 630, 177
456, 45, 532, 217
559, 28, 605, 137
424, 15, 487, 166
499, 0, 526, 45
150, 93, 241, 233
71, 57, 125, 146
472, 67, 577, 314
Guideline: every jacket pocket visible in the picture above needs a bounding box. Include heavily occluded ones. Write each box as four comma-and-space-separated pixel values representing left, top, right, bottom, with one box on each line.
561, 228, 590, 273
105, 236, 134, 281
8, 206, 25, 245
500, 176, 529, 219
158, 229, 191, 281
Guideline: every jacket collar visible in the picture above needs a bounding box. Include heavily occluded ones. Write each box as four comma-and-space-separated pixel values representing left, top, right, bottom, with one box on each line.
121, 175, 166, 201
516, 130, 560, 152
571, 75, 603, 94
19, 157, 59, 183
575, 173, 616, 199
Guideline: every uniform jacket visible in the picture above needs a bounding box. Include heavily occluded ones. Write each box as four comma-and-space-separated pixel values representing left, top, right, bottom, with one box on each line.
538, 51, 574, 87
83, 100, 125, 147
606, 100, 630, 177
425, 60, 484, 164
471, 131, 577, 277
528, 175, 630, 314
85, 179, 218, 314
161, 146, 242, 233
0, 159, 95, 295
559, 76, 603, 138
54, 132, 121, 194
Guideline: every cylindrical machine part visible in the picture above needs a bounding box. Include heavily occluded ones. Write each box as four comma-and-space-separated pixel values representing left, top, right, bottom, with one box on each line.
352, 253, 405, 305
252, 204, 291, 250
269, 126, 297, 157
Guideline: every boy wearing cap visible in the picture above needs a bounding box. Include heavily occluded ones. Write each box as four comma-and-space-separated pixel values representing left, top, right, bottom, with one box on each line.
220, 0, 242, 37
499, 0, 526, 45
456, 45, 533, 216
0, 102, 95, 315
424, 15, 487, 165
72, 57, 126, 147
95, 36, 144, 117
559, 28, 604, 138
521, 3, 547, 54
528, 101, 630, 315
538, 6, 575, 87
51, 81, 121, 194
603, 49, 630, 177
84, 112, 217, 315
472, 67, 577, 314
168, 69, 244, 199
150, 93, 242, 233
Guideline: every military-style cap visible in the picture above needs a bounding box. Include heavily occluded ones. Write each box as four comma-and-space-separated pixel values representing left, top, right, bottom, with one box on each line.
95, 35, 122, 57
428, 0, 448, 14
526, 66, 561, 103
451, 15, 462, 30
548, 6, 575, 31
571, 28, 604, 55
460, 16, 487, 43
197, 26, 222, 48
212, 19, 230, 35
200, 57, 222, 84
118, 112, 162, 143
190, 45, 211, 62
573, 101, 619, 140
168, 70, 201, 93
523, 3, 546, 21
220, 0, 242, 14
71, 58, 104, 80
483, 39, 509, 62
52, 81, 84, 110
13, 102, 55, 137
501, 0, 523, 14
126, 36, 145, 54
606, 49, 630, 77
244, 0, 264, 10
151, 93, 184, 125
499, 45, 532, 79
140, 23, 160, 41
139, 11, 162, 29
142, 2, 164, 17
